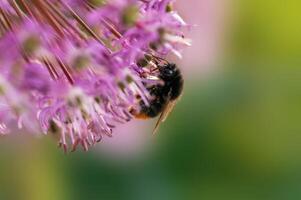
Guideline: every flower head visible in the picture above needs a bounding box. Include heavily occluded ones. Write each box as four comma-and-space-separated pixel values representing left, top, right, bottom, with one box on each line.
0, 0, 189, 151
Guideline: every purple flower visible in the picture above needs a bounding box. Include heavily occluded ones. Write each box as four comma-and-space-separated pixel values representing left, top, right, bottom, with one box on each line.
0, 0, 189, 151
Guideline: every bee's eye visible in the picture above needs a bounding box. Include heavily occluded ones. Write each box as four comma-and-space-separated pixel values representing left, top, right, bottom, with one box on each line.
163, 68, 173, 76
159, 63, 177, 79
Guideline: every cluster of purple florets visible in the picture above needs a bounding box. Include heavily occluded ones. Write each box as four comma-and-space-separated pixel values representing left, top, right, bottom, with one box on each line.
0, 0, 189, 151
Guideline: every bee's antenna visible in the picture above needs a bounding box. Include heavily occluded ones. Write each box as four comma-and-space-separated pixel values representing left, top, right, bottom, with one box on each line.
151, 55, 169, 67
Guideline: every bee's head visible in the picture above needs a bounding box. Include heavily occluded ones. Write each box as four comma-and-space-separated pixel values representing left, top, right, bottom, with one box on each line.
159, 63, 178, 81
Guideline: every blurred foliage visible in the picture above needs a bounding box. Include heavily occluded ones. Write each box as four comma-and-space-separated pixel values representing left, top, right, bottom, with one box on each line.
231, 0, 301, 63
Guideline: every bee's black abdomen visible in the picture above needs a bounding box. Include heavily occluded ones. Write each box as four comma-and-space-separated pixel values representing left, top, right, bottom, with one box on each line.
139, 85, 168, 117
137, 62, 183, 118
139, 97, 167, 118
169, 75, 183, 100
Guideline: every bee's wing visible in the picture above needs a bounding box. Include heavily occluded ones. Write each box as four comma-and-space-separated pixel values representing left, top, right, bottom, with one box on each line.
152, 99, 177, 135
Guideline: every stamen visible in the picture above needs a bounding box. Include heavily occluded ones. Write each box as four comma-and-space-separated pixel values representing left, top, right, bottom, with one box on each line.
56, 57, 74, 85
32, 0, 65, 37
0, 15, 8, 31
17, 0, 35, 18
0, 8, 13, 31
59, 1, 110, 52
44, 1, 87, 41
101, 18, 123, 39
9, 1, 25, 19
42, 58, 58, 80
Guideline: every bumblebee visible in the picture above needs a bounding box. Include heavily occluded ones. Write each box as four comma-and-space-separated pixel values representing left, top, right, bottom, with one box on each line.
133, 56, 184, 134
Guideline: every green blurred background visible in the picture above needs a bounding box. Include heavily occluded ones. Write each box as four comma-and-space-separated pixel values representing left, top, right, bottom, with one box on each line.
1, 0, 301, 199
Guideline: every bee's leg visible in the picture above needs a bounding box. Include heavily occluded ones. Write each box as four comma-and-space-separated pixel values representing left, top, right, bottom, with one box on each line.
149, 60, 160, 73
140, 71, 148, 78
150, 67, 160, 74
